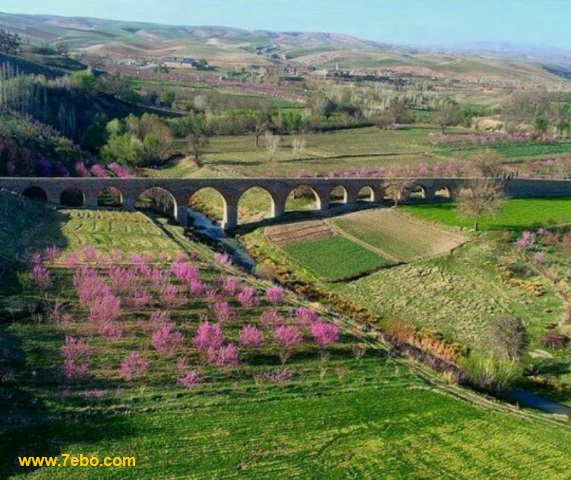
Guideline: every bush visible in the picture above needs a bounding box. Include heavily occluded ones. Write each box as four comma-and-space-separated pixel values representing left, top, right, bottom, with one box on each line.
539, 331, 569, 349
462, 354, 523, 392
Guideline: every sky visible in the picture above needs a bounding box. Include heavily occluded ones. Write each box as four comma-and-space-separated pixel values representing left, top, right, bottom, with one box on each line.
0, 0, 569, 50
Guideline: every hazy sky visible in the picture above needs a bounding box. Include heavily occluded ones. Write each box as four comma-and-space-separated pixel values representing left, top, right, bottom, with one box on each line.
1, 0, 569, 49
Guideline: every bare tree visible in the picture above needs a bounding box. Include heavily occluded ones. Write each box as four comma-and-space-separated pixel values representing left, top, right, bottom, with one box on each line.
487, 316, 529, 361
433, 98, 460, 134
292, 136, 306, 159
188, 133, 208, 167
263, 131, 280, 162
457, 179, 506, 231
469, 149, 504, 178
382, 167, 415, 207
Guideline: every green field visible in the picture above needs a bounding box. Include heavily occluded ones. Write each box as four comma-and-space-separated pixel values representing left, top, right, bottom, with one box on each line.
284, 236, 389, 280
3, 198, 571, 478
403, 198, 571, 231
333, 209, 466, 262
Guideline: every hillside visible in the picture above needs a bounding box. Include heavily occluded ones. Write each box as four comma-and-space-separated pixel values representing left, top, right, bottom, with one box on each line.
0, 12, 567, 85
1, 194, 571, 478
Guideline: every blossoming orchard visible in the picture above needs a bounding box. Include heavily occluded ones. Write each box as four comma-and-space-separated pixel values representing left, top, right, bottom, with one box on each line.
28, 245, 342, 389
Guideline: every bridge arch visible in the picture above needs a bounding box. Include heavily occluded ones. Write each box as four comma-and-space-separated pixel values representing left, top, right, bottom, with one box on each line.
22, 186, 48, 202
435, 185, 454, 200
188, 187, 228, 226
285, 185, 322, 212
409, 184, 427, 200
135, 186, 178, 219
357, 185, 375, 202
329, 185, 348, 206
237, 186, 276, 225
60, 187, 85, 207
97, 186, 124, 207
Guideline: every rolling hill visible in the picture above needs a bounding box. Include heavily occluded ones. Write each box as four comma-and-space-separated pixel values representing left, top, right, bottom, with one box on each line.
0, 12, 568, 85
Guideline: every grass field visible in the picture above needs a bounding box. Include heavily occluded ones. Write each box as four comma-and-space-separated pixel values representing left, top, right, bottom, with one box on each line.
333, 209, 467, 262
152, 125, 571, 180
2, 198, 571, 478
284, 236, 389, 280
403, 198, 571, 231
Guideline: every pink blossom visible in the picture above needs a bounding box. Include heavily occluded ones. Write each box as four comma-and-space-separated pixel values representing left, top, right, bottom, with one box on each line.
237, 287, 259, 308
274, 326, 302, 364
533, 251, 547, 264
260, 310, 284, 330
310, 321, 340, 347
60, 336, 92, 380
120, 352, 149, 380
296, 307, 320, 327
190, 279, 207, 297
30, 264, 51, 291
192, 322, 223, 351
88, 292, 121, 324
43, 246, 61, 264
75, 161, 90, 177
515, 231, 535, 248
239, 326, 264, 348
82, 246, 99, 263
265, 286, 284, 306
274, 326, 302, 349
159, 286, 187, 309
108, 162, 135, 178
212, 301, 234, 323
152, 322, 184, 356
90, 164, 108, 178
64, 253, 79, 269
207, 344, 239, 366
124, 289, 151, 310
101, 322, 122, 340
171, 262, 199, 283
222, 276, 240, 295
214, 252, 231, 266
178, 370, 202, 388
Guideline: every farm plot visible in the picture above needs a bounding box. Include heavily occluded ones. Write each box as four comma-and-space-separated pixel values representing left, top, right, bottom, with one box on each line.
339, 240, 566, 353
333, 208, 467, 262
403, 198, 571, 231
283, 236, 389, 281
265, 220, 334, 247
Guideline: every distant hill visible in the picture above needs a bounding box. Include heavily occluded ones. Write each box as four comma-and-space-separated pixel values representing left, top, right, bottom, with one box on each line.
0, 12, 568, 86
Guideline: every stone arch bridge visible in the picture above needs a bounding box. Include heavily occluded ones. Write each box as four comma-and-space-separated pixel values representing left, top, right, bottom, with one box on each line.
1, 177, 569, 230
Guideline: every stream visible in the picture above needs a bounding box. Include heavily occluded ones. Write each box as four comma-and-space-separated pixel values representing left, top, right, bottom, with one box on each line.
186, 210, 257, 272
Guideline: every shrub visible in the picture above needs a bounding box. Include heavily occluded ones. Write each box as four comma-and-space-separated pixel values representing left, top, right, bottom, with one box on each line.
239, 326, 264, 348
539, 331, 569, 349
192, 322, 223, 351
152, 322, 184, 356
178, 370, 202, 388
120, 352, 149, 380
462, 354, 523, 392
487, 316, 529, 361
310, 321, 340, 347
207, 344, 239, 366
274, 326, 302, 364
60, 336, 92, 380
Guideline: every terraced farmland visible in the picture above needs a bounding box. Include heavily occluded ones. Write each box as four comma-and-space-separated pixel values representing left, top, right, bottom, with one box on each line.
265, 220, 334, 247
333, 209, 467, 262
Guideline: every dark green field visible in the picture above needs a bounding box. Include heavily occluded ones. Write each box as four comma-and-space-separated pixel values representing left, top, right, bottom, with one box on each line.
284, 236, 389, 280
